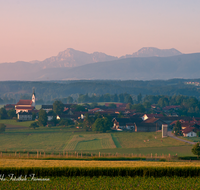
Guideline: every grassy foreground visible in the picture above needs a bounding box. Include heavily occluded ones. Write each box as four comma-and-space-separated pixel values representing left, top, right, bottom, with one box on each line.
1, 159, 200, 168
0, 176, 200, 190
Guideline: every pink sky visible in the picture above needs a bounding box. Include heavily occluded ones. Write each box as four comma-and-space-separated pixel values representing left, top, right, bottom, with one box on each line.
0, 0, 200, 63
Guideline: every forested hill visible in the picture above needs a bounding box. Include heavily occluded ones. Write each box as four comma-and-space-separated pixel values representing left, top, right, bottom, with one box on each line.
0, 79, 200, 103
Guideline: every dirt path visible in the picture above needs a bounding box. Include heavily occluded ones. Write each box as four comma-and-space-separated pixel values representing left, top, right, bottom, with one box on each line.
167, 131, 195, 145
5, 124, 28, 130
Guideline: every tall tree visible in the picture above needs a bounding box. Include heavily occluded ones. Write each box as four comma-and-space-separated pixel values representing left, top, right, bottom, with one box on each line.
173, 120, 182, 136
53, 100, 64, 115
38, 109, 47, 126
127, 96, 133, 104
137, 93, 142, 103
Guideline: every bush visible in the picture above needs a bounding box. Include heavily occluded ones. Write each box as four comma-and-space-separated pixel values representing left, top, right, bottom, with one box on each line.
0, 123, 6, 133
29, 122, 39, 129
192, 143, 200, 157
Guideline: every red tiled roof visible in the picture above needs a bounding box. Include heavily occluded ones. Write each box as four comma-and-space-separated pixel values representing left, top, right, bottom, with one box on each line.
170, 119, 186, 125
182, 127, 196, 134
89, 108, 103, 112
181, 123, 195, 128
5, 104, 15, 108
163, 105, 180, 110
144, 117, 159, 123
146, 114, 164, 117
16, 100, 32, 105
63, 108, 69, 112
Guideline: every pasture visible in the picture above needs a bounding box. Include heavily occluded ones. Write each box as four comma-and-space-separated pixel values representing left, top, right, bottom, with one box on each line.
0, 119, 34, 127
0, 124, 194, 156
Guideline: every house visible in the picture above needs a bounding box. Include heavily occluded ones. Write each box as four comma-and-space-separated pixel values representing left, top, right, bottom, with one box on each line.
112, 116, 143, 130
143, 117, 166, 130
141, 114, 164, 121
163, 105, 181, 112
134, 123, 157, 132
182, 127, 197, 137
88, 108, 104, 112
41, 105, 53, 113
47, 112, 54, 121
15, 89, 36, 114
17, 112, 32, 121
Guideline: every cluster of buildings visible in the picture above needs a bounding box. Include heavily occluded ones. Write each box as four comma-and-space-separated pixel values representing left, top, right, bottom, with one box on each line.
3, 90, 200, 137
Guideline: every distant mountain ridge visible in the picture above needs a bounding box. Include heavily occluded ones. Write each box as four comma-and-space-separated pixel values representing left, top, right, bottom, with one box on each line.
38, 48, 118, 68
120, 47, 182, 59
3, 47, 200, 81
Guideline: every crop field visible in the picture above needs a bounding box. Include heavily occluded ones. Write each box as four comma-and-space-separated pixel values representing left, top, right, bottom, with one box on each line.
64, 134, 116, 151
0, 176, 200, 190
1, 159, 200, 168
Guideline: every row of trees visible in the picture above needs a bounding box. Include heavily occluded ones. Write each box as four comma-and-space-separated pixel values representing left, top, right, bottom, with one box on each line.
77, 93, 135, 104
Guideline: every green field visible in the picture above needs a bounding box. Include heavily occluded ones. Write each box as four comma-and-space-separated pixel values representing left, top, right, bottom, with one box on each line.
0, 119, 34, 127
180, 136, 200, 142
0, 124, 194, 156
0, 176, 200, 190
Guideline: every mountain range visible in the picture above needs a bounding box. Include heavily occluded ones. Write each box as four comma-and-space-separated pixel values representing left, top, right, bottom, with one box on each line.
0, 47, 199, 81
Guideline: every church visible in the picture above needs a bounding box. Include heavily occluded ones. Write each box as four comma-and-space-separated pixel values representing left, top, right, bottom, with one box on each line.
15, 89, 36, 114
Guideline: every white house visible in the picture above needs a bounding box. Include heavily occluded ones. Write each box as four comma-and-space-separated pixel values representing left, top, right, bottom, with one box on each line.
182, 127, 197, 137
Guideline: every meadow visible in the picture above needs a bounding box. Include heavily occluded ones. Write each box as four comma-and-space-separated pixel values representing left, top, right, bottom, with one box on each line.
0, 176, 200, 190
0, 127, 194, 156
0, 119, 34, 127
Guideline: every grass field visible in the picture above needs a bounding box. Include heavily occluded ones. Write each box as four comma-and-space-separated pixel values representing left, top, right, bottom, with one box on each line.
0, 176, 200, 190
64, 134, 116, 151
0, 119, 34, 127
1, 159, 200, 168
114, 132, 188, 148
0, 126, 194, 155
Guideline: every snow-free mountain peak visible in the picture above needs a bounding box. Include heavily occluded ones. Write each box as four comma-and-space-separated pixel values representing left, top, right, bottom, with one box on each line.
120, 47, 182, 59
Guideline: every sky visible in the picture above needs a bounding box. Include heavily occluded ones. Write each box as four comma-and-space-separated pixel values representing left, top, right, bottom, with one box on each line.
0, 0, 200, 63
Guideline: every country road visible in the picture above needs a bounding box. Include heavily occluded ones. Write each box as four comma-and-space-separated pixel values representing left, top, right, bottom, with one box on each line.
167, 131, 195, 145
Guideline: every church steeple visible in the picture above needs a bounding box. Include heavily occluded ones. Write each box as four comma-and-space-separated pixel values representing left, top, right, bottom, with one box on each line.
32, 87, 36, 107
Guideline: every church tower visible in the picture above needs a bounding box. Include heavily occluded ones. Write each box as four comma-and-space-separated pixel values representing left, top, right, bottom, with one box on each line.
32, 87, 36, 107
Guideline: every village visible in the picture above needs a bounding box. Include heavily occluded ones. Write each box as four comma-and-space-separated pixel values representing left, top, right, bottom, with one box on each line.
2, 89, 199, 138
